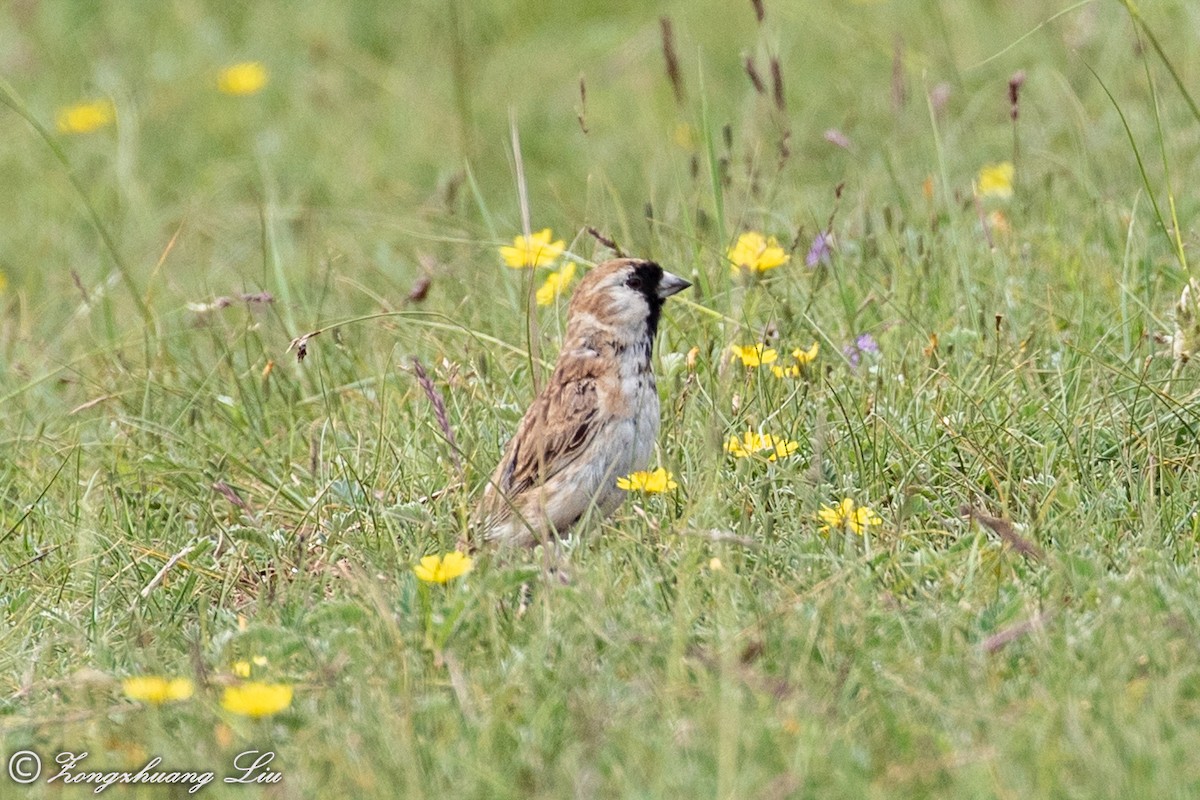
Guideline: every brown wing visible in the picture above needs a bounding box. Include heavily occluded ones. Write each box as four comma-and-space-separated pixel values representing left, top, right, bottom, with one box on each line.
493, 355, 601, 496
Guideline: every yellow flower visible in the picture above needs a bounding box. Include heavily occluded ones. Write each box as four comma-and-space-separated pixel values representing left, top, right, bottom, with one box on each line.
500, 228, 565, 268
817, 498, 883, 535
724, 431, 799, 461
221, 682, 293, 718
231, 656, 269, 678
536, 262, 577, 306
793, 342, 819, 365
616, 467, 678, 493
771, 343, 819, 377
976, 162, 1014, 199
708, 557, 724, 572
122, 676, 194, 705
729, 343, 778, 368
412, 551, 473, 584
218, 62, 269, 96
728, 231, 790, 274
55, 99, 115, 134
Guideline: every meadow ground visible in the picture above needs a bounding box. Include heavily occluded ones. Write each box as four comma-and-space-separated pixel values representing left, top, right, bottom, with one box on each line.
4, 0, 1200, 797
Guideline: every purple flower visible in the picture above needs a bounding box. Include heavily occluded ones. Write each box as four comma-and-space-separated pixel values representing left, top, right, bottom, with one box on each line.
843, 333, 879, 368
805, 231, 833, 267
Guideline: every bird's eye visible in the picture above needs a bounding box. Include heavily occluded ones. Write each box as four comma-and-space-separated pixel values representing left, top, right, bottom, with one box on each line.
626, 275, 643, 291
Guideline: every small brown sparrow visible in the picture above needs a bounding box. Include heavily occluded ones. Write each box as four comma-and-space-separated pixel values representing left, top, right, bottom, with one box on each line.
476, 258, 691, 546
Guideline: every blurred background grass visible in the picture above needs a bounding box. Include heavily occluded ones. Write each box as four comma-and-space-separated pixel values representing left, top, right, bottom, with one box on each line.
5, 0, 1200, 797
4, 0, 1194, 353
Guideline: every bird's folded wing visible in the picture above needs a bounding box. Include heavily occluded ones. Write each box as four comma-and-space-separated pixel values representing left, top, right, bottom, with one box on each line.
496, 369, 600, 497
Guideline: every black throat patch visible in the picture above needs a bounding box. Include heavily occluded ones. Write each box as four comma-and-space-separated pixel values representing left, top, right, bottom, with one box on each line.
629, 261, 665, 342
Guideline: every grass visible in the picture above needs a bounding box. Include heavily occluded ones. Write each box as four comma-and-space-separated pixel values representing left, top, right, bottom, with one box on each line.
4, 0, 1200, 796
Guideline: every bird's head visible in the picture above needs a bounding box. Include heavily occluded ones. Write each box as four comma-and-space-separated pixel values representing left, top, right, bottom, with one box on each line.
566, 258, 691, 341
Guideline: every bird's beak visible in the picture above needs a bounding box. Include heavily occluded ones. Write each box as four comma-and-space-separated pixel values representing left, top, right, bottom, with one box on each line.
657, 270, 692, 300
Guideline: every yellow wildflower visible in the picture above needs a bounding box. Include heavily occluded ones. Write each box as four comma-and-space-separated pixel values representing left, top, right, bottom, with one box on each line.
725, 431, 799, 461
412, 551, 473, 584
221, 682, 293, 718
771, 343, 819, 377
500, 228, 565, 268
122, 676, 194, 705
218, 62, 269, 96
976, 162, 1014, 200
793, 342, 819, 365
729, 343, 778, 368
616, 467, 678, 493
817, 498, 883, 535
536, 262, 577, 306
55, 99, 115, 134
708, 557, 724, 572
231, 656, 269, 678
728, 231, 790, 274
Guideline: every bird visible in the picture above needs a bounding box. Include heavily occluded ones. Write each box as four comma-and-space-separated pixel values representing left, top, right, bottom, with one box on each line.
475, 258, 691, 547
